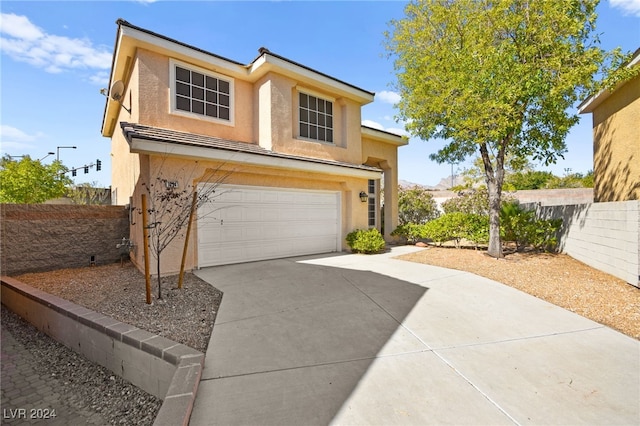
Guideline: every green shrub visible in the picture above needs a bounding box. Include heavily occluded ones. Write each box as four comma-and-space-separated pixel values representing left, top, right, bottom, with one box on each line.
530, 217, 563, 252
500, 202, 535, 251
421, 212, 488, 248
398, 185, 440, 224
500, 202, 562, 252
391, 223, 426, 244
346, 228, 386, 254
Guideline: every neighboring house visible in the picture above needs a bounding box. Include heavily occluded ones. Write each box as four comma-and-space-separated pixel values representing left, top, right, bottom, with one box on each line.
578, 48, 640, 202
101, 19, 406, 274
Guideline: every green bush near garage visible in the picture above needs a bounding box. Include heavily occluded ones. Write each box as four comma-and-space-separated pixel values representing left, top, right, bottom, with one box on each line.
346, 228, 386, 254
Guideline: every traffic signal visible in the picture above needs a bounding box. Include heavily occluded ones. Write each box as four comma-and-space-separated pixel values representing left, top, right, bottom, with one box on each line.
96, 159, 101, 171
84, 166, 89, 174
72, 169, 76, 177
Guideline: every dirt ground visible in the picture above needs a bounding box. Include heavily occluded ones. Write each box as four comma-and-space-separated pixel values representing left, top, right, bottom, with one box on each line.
396, 246, 640, 340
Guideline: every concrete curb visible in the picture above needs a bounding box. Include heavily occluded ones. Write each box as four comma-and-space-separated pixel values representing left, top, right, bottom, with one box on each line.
1, 276, 203, 426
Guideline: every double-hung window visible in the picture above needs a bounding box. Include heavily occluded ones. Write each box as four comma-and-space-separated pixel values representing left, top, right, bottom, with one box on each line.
172, 61, 233, 124
299, 92, 333, 143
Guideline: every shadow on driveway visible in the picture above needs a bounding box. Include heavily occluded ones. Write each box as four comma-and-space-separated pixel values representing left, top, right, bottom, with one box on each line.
190, 249, 640, 425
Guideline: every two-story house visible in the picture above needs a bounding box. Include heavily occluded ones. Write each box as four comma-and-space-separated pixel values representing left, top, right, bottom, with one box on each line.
101, 19, 406, 274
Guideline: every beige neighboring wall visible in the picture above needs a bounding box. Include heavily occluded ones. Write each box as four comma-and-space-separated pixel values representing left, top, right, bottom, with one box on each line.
580, 51, 640, 203
592, 74, 640, 202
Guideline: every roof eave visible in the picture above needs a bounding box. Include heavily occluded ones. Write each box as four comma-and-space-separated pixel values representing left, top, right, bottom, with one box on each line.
126, 137, 382, 179
579, 47, 640, 114
361, 126, 408, 146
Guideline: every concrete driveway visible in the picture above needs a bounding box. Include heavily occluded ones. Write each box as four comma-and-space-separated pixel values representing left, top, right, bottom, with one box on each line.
190, 246, 640, 425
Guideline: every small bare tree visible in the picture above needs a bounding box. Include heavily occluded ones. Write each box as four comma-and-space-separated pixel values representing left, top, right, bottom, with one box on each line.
139, 161, 232, 299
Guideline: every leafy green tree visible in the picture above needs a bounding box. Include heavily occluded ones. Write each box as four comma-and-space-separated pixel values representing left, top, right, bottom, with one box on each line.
385, 0, 619, 257
545, 171, 595, 189
460, 154, 532, 189
398, 185, 440, 225
506, 171, 555, 190
442, 187, 516, 216
442, 187, 491, 216
0, 155, 72, 203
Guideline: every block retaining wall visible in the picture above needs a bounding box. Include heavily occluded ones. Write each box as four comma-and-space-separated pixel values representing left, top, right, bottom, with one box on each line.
535, 200, 640, 287
1, 276, 203, 426
1, 204, 130, 276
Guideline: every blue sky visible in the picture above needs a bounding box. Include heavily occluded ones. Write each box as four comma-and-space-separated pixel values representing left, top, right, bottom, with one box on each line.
1, 1, 639, 188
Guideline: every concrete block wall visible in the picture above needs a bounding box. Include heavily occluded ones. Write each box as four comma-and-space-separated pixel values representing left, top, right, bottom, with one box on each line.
1, 204, 130, 275
1, 276, 204, 426
537, 200, 640, 287
429, 188, 593, 211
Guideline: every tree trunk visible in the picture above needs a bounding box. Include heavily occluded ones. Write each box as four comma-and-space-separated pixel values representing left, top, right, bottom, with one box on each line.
486, 178, 503, 258
480, 142, 505, 258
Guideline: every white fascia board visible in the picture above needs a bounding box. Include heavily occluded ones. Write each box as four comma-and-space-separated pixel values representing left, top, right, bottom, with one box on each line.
361, 126, 408, 146
248, 54, 375, 104
129, 138, 382, 179
119, 25, 249, 78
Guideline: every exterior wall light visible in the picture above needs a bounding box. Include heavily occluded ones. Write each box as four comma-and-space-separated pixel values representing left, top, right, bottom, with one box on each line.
359, 191, 368, 202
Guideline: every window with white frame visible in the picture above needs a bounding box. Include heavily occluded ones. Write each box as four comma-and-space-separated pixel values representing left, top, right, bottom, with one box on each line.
172, 62, 233, 123
368, 179, 377, 228
299, 92, 333, 143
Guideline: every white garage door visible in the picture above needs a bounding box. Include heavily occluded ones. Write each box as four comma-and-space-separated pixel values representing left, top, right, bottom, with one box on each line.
197, 185, 340, 267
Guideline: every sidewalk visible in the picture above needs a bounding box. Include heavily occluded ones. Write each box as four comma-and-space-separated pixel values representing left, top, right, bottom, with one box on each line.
190, 246, 640, 425
1, 310, 108, 426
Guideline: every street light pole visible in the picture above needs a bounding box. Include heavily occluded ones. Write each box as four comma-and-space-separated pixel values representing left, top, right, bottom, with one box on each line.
56, 146, 77, 161
40, 152, 56, 161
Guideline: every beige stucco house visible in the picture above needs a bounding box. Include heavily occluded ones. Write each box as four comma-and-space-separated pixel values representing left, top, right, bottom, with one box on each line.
101, 19, 406, 274
578, 48, 640, 203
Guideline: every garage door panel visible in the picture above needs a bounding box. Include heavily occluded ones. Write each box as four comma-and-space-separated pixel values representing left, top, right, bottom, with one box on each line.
197, 185, 340, 267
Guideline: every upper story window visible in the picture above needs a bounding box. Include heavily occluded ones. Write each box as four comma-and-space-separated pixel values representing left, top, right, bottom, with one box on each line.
299, 92, 333, 143
171, 60, 233, 124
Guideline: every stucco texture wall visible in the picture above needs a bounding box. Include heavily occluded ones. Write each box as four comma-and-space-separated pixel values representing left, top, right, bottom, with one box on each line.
136, 49, 255, 143
126, 157, 374, 276
592, 74, 640, 202
1, 205, 129, 275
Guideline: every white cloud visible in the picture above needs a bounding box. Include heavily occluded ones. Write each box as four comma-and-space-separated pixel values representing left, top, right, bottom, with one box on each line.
0, 13, 112, 80
376, 90, 401, 105
610, 0, 640, 16
89, 71, 110, 86
0, 125, 45, 151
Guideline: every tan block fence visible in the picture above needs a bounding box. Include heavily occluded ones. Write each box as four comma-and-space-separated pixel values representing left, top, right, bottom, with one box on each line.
1, 204, 130, 275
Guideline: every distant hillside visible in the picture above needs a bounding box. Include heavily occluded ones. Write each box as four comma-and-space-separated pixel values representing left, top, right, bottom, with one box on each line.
399, 175, 465, 190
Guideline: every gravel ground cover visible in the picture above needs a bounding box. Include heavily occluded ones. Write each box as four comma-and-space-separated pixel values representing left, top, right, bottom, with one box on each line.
13, 263, 222, 353
4, 263, 222, 425
1, 307, 162, 425
397, 246, 640, 340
